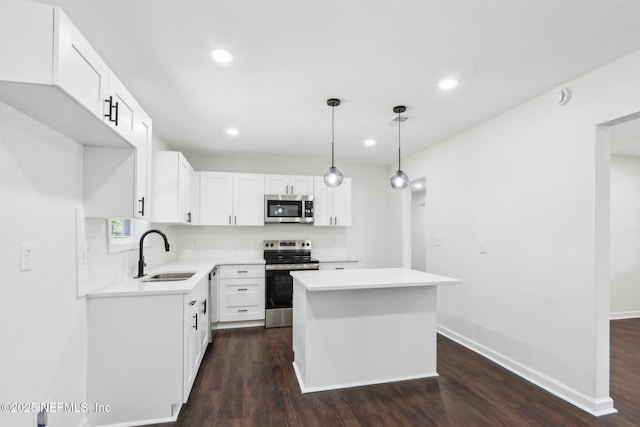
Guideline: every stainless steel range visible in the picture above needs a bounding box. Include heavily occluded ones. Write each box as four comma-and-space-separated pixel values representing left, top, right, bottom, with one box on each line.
264, 239, 319, 328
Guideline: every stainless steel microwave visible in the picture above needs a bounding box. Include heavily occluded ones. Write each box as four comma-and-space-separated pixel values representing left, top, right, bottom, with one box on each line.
264, 195, 314, 224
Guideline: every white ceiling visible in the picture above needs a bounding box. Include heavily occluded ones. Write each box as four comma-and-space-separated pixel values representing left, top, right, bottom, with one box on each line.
33, 0, 640, 165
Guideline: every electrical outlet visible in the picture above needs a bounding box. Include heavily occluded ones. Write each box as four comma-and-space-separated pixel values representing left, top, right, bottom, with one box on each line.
20, 243, 33, 271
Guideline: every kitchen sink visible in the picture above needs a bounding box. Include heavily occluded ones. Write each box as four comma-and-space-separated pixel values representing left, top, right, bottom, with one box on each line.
142, 272, 196, 282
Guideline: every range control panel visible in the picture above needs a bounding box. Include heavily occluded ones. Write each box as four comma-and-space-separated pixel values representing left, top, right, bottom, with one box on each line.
263, 240, 312, 250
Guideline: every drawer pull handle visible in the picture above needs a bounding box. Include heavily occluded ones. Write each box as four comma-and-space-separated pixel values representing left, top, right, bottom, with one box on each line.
193, 313, 198, 330
335, 267, 345, 270
189, 300, 197, 305
237, 270, 248, 273
238, 309, 248, 313
238, 288, 248, 292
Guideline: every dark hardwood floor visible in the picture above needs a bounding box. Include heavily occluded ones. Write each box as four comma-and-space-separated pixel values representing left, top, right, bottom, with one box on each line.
149, 319, 640, 427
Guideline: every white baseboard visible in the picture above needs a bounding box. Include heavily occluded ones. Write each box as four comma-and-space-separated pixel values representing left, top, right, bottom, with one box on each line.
610, 310, 640, 320
292, 361, 438, 394
437, 325, 617, 417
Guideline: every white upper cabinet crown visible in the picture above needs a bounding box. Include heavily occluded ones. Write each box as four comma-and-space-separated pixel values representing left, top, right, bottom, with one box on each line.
265, 175, 314, 196
199, 172, 265, 226
313, 177, 352, 226
0, 2, 150, 149
152, 152, 195, 224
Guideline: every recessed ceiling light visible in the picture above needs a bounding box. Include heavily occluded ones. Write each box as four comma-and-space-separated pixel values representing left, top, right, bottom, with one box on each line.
364, 139, 376, 146
211, 49, 234, 64
438, 79, 458, 90
226, 128, 239, 136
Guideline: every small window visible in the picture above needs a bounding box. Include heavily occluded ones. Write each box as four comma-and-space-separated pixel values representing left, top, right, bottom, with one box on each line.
110, 218, 132, 238
108, 218, 148, 253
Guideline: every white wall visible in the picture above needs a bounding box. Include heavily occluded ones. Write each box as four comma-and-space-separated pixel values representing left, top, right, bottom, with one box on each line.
397, 49, 640, 415
0, 101, 87, 427
610, 155, 640, 318
178, 151, 397, 267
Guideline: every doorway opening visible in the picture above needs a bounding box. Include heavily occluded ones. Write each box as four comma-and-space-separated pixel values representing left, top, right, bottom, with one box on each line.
411, 177, 427, 272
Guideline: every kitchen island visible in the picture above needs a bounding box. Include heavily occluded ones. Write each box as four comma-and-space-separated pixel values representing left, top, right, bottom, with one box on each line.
290, 268, 460, 393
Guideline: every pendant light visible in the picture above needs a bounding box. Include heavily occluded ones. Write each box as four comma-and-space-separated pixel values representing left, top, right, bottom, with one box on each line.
323, 98, 344, 187
390, 105, 409, 189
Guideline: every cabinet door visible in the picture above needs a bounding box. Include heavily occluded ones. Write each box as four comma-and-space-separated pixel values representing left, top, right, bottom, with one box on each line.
264, 174, 289, 195
313, 177, 332, 226
178, 154, 194, 224
133, 111, 151, 219
332, 177, 352, 226
55, 13, 110, 120
233, 173, 265, 226
184, 298, 199, 400
290, 175, 314, 196
106, 72, 137, 142
199, 172, 233, 225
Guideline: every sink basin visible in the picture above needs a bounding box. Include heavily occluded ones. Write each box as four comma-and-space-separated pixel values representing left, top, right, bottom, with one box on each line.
142, 272, 196, 282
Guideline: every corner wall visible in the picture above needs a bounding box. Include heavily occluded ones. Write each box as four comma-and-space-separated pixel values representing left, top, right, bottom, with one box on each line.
0, 101, 87, 427
398, 49, 640, 415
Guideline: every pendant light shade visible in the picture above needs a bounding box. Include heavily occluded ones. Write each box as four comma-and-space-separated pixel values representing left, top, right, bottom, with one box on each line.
323, 98, 344, 187
390, 105, 409, 190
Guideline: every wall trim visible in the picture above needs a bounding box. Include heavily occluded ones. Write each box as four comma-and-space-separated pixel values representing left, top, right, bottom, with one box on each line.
610, 311, 640, 320
437, 325, 617, 417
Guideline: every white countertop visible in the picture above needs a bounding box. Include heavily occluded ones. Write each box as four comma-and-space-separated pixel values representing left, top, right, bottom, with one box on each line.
290, 268, 461, 291
87, 258, 265, 298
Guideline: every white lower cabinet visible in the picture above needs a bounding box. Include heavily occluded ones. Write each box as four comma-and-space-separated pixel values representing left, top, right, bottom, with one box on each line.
87, 275, 210, 426
218, 265, 265, 325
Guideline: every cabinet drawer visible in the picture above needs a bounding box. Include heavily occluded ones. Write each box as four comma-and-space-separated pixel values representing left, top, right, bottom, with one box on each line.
223, 286, 262, 307
220, 265, 265, 279
220, 305, 264, 321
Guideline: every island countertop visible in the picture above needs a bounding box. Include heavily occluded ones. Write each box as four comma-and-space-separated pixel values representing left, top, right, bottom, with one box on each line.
290, 268, 460, 291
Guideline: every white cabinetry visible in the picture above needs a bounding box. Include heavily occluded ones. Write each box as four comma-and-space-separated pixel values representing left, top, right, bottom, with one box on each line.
87, 275, 210, 426
218, 265, 265, 325
265, 174, 314, 195
313, 177, 352, 226
84, 110, 152, 219
184, 278, 210, 398
1, 2, 153, 219
199, 172, 264, 226
152, 151, 195, 224
0, 3, 144, 148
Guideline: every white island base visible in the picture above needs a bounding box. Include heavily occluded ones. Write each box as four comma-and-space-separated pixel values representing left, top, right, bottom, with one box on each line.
290, 268, 460, 393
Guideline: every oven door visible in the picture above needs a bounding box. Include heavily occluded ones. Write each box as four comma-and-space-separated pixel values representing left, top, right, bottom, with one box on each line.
266, 269, 294, 309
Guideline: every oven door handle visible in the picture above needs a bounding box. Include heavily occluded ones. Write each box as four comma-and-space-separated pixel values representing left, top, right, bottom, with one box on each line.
265, 263, 320, 271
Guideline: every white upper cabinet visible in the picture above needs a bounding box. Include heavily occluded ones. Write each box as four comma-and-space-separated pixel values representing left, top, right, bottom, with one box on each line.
233, 173, 265, 225
199, 172, 233, 225
152, 152, 194, 224
199, 172, 264, 226
313, 177, 352, 226
0, 2, 148, 149
265, 175, 314, 196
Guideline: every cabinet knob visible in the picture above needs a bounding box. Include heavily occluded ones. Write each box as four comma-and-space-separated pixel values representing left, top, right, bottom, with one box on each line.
189, 300, 197, 305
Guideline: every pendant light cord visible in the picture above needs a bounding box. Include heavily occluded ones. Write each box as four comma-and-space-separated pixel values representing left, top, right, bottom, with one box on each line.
397, 109, 402, 171
331, 105, 335, 167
